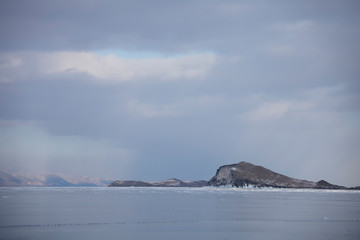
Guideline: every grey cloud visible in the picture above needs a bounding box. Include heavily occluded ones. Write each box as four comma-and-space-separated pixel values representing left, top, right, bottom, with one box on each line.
1, 1, 360, 186
0, 51, 217, 83
0, 1, 358, 53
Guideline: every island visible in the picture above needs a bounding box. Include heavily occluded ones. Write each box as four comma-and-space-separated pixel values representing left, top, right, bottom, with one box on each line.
208, 161, 346, 189
109, 178, 208, 187
109, 161, 359, 189
1, 161, 358, 189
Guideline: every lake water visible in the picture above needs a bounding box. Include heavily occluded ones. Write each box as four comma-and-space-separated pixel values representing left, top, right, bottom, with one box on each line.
0, 187, 359, 240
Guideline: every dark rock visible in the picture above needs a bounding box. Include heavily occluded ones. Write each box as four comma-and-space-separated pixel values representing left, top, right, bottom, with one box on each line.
109, 180, 153, 187
315, 180, 345, 189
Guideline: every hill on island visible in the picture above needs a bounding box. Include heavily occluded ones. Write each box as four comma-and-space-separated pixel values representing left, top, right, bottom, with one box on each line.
208, 161, 347, 189
110, 161, 355, 189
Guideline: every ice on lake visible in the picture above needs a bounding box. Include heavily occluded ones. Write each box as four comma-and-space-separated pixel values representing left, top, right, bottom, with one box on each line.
0, 187, 359, 240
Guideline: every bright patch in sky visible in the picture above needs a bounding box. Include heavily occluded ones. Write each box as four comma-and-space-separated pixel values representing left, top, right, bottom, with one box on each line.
94, 50, 164, 59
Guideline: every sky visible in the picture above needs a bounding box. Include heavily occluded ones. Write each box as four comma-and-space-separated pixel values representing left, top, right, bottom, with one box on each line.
0, 0, 359, 186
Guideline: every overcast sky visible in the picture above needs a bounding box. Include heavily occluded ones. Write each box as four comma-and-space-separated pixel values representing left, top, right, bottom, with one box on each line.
0, 0, 359, 186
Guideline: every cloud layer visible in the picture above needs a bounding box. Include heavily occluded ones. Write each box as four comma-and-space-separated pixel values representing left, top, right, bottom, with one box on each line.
0, 1, 359, 186
0, 52, 216, 83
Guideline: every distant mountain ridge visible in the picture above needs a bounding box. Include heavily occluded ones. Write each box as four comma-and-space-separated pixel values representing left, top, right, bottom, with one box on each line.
0, 171, 113, 187
2, 162, 359, 189
208, 161, 348, 189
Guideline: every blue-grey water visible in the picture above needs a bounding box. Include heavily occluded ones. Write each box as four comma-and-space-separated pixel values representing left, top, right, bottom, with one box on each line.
0, 187, 359, 240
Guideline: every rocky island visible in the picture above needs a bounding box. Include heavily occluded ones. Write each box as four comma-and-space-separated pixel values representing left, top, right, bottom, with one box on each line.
208, 161, 346, 189
110, 161, 357, 189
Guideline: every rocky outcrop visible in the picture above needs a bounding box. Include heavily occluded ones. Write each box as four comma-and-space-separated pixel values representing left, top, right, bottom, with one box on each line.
208, 161, 347, 189
315, 180, 345, 189
109, 178, 208, 187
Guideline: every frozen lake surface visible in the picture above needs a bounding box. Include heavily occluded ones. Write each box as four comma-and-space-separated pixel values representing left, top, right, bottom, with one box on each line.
0, 187, 359, 240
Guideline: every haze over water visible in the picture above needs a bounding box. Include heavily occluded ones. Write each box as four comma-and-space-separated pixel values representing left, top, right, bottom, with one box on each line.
1, 187, 359, 240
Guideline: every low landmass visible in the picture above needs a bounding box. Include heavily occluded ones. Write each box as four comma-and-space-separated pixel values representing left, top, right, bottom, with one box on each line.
1, 162, 358, 189
109, 161, 358, 190
0, 171, 113, 187
109, 178, 208, 187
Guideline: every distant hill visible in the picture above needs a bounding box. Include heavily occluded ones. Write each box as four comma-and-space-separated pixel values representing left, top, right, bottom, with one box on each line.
109, 161, 358, 189
109, 178, 208, 187
208, 161, 347, 189
0, 171, 113, 187
2, 162, 357, 189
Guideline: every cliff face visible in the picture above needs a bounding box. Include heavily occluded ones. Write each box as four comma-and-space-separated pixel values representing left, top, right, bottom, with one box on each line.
208, 161, 346, 189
